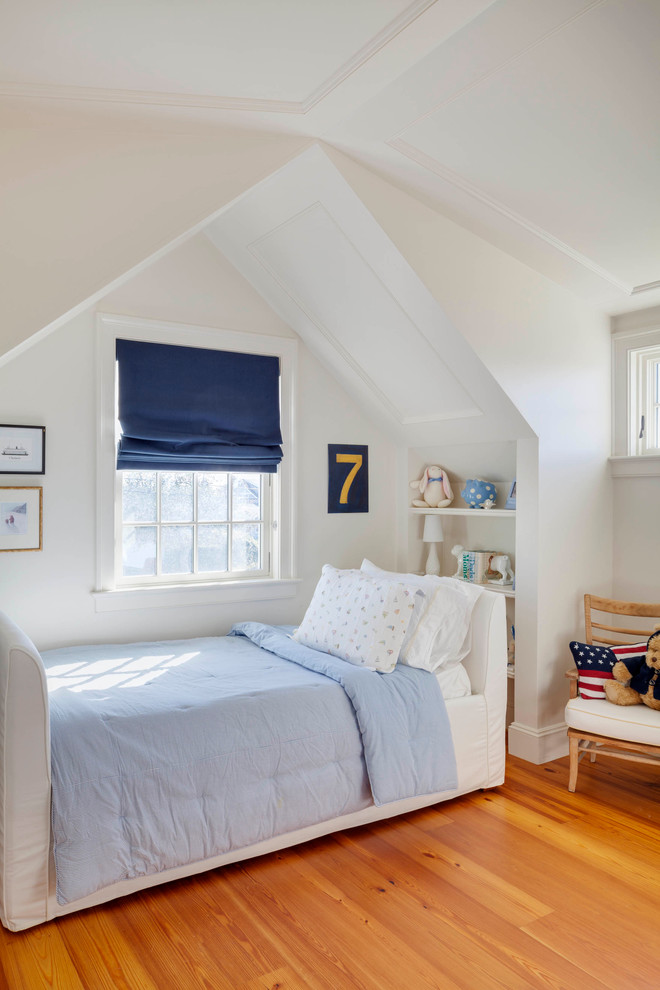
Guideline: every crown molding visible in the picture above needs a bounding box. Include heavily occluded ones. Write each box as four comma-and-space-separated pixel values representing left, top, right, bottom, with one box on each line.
632, 279, 660, 295
300, 0, 437, 113
0, 0, 437, 116
388, 136, 634, 296
0, 81, 303, 114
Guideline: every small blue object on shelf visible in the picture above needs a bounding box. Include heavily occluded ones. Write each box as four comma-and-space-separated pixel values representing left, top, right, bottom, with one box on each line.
505, 480, 517, 510
460, 479, 497, 509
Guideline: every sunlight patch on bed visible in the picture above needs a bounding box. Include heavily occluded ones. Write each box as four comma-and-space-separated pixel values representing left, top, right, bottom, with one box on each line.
46, 650, 201, 692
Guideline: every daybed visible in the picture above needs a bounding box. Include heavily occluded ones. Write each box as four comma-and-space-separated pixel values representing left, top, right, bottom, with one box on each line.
0, 575, 506, 932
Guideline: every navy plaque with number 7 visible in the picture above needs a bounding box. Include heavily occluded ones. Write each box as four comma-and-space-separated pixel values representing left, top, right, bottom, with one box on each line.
328, 444, 368, 513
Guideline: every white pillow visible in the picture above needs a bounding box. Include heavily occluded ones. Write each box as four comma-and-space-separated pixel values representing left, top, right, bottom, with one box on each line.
435, 663, 471, 699
360, 559, 482, 673
294, 564, 423, 673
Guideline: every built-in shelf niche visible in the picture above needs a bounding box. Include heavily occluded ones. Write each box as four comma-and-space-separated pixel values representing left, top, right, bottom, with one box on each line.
409, 507, 515, 519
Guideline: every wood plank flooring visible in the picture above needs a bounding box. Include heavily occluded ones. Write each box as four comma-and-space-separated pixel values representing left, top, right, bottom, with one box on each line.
3, 754, 660, 989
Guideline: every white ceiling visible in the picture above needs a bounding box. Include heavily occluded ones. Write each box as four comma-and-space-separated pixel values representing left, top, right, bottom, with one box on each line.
2, 0, 659, 313
0, 0, 420, 102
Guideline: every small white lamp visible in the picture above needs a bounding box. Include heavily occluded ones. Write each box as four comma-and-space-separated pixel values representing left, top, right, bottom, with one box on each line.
422, 514, 444, 576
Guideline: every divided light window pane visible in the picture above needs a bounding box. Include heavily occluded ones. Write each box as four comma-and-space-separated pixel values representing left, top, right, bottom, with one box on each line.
161, 473, 193, 522
122, 473, 157, 523
232, 523, 260, 571
642, 354, 660, 451
161, 525, 194, 574
123, 525, 157, 576
232, 473, 261, 521
198, 474, 228, 521
120, 471, 266, 581
198, 524, 228, 572
653, 361, 660, 450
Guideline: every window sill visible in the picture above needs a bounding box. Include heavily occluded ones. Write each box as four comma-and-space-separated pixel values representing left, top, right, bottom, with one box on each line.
609, 455, 660, 478
92, 577, 302, 613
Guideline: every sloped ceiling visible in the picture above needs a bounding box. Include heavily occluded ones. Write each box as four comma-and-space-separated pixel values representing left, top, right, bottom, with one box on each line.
330, 0, 660, 309
0, 118, 309, 364
205, 146, 532, 447
2, 0, 659, 341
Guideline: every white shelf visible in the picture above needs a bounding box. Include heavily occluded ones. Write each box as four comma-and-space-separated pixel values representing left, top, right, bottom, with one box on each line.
409, 507, 515, 518
454, 578, 515, 598
482, 583, 516, 598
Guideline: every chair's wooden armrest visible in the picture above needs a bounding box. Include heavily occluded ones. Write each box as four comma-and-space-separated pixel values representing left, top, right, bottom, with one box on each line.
565, 668, 578, 699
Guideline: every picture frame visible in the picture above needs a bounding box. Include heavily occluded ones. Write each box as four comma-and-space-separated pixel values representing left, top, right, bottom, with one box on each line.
0, 487, 43, 552
505, 480, 517, 510
0, 424, 46, 475
328, 444, 369, 513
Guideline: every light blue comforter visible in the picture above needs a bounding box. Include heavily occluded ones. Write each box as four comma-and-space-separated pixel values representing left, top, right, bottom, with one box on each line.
45, 623, 456, 904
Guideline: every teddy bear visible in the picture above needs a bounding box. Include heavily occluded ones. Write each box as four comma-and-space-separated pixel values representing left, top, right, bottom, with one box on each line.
410, 465, 453, 508
604, 628, 660, 710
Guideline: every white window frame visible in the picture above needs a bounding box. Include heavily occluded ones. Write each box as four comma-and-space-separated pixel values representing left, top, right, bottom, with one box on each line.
633, 345, 660, 455
95, 314, 298, 611
612, 325, 660, 457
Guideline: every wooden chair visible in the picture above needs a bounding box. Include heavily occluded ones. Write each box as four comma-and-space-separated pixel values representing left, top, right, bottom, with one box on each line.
565, 594, 660, 792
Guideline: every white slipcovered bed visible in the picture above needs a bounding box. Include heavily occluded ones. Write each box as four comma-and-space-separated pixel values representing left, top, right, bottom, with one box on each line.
0, 586, 506, 932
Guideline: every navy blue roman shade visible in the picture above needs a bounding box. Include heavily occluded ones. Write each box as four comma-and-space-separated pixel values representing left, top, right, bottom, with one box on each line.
116, 339, 282, 472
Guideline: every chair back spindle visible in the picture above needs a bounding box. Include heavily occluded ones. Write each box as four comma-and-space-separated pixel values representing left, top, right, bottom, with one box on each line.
584, 594, 660, 647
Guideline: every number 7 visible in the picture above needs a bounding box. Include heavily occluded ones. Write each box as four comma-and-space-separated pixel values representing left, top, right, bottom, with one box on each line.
336, 453, 363, 504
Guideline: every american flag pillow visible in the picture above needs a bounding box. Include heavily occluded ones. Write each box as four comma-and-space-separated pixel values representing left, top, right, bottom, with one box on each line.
569, 641, 647, 699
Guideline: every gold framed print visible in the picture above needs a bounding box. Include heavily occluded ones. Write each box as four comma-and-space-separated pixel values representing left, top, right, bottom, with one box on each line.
0, 487, 43, 552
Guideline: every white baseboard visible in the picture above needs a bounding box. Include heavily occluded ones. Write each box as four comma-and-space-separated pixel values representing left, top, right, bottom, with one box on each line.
507, 721, 568, 764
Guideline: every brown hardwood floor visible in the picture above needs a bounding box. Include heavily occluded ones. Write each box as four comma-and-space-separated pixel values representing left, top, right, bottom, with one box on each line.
2, 753, 660, 990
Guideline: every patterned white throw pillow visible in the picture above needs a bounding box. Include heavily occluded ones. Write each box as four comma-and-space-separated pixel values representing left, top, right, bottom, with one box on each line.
294, 565, 422, 673
360, 559, 482, 673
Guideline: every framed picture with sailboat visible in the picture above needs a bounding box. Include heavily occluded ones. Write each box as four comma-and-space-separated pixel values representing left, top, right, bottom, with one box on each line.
0, 425, 45, 475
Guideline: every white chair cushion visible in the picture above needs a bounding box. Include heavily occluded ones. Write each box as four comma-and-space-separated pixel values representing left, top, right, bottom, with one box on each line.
566, 696, 660, 747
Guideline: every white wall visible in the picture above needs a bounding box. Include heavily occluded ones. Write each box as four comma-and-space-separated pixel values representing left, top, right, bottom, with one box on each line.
613, 478, 660, 600
331, 148, 613, 761
0, 100, 309, 360
0, 234, 397, 649
610, 305, 660, 600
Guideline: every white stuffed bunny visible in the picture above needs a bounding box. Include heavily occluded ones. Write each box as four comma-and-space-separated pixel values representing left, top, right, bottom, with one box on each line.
410, 465, 454, 508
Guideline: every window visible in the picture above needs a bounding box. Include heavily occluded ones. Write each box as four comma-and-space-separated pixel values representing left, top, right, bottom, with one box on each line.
96, 315, 297, 607
612, 326, 660, 457
631, 344, 660, 454
119, 471, 270, 583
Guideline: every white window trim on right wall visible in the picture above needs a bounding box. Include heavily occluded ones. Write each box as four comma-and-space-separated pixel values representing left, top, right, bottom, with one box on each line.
612, 324, 660, 459
94, 313, 299, 612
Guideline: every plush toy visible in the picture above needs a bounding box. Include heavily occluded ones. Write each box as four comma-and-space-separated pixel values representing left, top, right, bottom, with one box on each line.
604, 629, 660, 710
410, 465, 454, 508
460, 479, 497, 509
